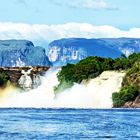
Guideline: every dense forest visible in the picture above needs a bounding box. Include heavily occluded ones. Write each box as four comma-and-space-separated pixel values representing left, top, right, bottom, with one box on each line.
55, 53, 140, 107
113, 53, 140, 107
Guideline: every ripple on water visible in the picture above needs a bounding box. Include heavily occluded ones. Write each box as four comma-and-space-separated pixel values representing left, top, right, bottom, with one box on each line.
0, 109, 139, 139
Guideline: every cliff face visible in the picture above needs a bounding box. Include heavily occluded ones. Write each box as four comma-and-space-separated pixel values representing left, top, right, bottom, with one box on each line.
47, 38, 140, 66
122, 63, 140, 108
47, 38, 122, 66
0, 40, 51, 67
1, 66, 49, 86
101, 38, 140, 56
123, 99, 140, 108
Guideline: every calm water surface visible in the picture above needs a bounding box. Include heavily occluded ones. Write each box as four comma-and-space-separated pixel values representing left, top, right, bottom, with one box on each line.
0, 108, 140, 140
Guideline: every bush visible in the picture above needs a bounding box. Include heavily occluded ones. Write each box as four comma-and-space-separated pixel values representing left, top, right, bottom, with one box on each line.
112, 85, 139, 107
113, 54, 131, 70
75, 57, 102, 83
102, 58, 114, 70
0, 71, 10, 87
57, 63, 75, 83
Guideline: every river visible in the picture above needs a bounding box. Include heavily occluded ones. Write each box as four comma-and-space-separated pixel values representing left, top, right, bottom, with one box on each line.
0, 108, 140, 139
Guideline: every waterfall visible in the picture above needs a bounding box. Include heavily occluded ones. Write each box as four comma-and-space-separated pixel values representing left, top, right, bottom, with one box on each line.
18, 68, 42, 90
32, 74, 42, 89
52, 71, 125, 108
18, 68, 33, 90
0, 68, 125, 108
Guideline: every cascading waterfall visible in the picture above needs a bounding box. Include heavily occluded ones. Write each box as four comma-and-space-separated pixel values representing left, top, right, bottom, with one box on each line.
0, 68, 125, 108
52, 71, 125, 108
18, 68, 42, 90
18, 68, 33, 90
32, 74, 42, 88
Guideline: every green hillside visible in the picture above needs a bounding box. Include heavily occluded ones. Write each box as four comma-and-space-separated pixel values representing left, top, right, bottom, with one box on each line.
55, 53, 140, 107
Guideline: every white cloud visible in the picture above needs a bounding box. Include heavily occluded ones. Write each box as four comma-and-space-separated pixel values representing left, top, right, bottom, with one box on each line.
83, 0, 108, 9
50, 0, 117, 10
0, 22, 140, 44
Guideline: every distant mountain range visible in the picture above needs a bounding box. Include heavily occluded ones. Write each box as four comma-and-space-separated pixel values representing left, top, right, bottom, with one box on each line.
47, 38, 140, 66
0, 38, 140, 67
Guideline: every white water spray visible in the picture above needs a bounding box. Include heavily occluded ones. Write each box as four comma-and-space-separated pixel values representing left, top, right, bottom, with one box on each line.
52, 71, 125, 108
0, 68, 125, 108
18, 68, 33, 90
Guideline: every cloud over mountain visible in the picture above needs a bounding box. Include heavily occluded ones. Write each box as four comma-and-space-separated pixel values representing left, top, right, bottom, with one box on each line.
0, 22, 140, 44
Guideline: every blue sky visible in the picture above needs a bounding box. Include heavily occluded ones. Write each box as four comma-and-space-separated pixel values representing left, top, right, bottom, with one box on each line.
0, 0, 140, 45
0, 0, 139, 30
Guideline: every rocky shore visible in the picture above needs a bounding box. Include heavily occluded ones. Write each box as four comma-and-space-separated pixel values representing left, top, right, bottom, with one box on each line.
123, 95, 140, 108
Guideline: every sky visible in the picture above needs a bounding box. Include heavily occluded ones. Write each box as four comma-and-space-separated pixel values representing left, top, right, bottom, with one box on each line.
0, 0, 140, 45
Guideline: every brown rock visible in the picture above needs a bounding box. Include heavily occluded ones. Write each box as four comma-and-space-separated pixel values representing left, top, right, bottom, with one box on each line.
1, 66, 50, 86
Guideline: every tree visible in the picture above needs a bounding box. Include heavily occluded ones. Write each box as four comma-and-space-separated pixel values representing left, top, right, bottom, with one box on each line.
0, 71, 10, 87
102, 58, 114, 70
112, 85, 139, 107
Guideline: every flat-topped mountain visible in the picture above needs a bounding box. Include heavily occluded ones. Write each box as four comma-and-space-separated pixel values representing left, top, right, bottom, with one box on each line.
101, 38, 140, 56
1, 38, 140, 67
0, 40, 51, 67
47, 38, 140, 66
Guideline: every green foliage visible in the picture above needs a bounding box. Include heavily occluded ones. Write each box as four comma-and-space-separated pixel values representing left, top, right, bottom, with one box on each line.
112, 85, 139, 107
0, 71, 10, 87
55, 53, 140, 96
54, 80, 74, 94
102, 58, 114, 70
122, 57, 140, 89
75, 57, 102, 83
126, 64, 139, 77
57, 63, 75, 82
113, 53, 140, 107
128, 53, 140, 65
113, 54, 131, 70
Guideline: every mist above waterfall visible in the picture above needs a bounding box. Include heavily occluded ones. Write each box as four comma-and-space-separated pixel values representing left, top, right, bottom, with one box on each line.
53, 71, 125, 108
0, 68, 59, 108
0, 68, 125, 108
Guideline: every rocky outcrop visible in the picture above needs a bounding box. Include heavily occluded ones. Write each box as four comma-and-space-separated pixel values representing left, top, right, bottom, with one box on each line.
0, 40, 51, 67
122, 66, 140, 88
1, 66, 49, 86
123, 95, 140, 108
122, 66, 140, 108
